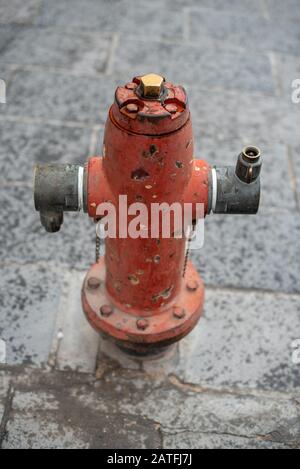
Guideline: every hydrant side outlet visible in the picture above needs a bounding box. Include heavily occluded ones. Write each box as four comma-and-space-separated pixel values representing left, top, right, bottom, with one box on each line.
34, 74, 262, 355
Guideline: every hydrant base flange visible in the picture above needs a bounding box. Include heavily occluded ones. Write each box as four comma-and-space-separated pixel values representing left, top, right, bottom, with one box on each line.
82, 258, 204, 354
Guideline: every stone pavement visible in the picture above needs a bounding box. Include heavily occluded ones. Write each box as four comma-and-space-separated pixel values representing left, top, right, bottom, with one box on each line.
0, 0, 300, 449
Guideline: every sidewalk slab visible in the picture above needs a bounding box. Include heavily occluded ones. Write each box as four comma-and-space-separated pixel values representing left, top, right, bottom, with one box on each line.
161, 0, 264, 16
97, 287, 300, 392
189, 9, 300, 55
192, 210, 300, 294
38, 0, 128, 32
3, 387, 161, 449
163, 432, 287, 449
0, 264, 61, 365
0, 28, 111, 74
0, 185, 95, 270
0, 70, 118, 124
71, 373, 300, 449
0, 371, 11, 425
0, 121, 92, 184
2, 368, 299, 449
266, 0, 300, 22
49, 270, 100, 373
189, 87, 300, 146
114, 38, 275, 94
0, 0, 40, 25
291, 144, 300, 201
174, 288, 300, 391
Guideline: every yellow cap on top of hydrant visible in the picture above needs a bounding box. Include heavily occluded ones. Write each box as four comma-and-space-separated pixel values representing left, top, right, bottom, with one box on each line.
140, 73, 164, 98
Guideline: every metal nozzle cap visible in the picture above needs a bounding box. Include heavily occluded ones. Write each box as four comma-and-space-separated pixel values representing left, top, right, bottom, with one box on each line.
139, 73, 165, 99
236, 146, 262, 184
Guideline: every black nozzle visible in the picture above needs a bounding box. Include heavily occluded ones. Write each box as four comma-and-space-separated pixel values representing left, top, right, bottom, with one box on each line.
211, 146, 262, 215
34, 164, 84, 232
236, 146, 262, 183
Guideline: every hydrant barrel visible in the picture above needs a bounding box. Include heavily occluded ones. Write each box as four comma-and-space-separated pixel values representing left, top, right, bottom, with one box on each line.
103, 109, 196, 312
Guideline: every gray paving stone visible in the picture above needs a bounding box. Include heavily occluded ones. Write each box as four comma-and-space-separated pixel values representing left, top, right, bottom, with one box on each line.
0, 27, 16, 55
0, 121, 93, 183
0, 28, 111, 74
0, 340, 6, 364
0, 0, 40, 25
192, 210, 300, 294
174, 288, 300, 391
0, 70, 119, 124
0, 64, 14, 84
0, 371, 10, 425
38, 0, 265, 34
266, 0, 300, 22
49, 270, 99, 373
2, 366, 300, 449
0, 186, 95, 269
97, 287, 300, 393
13, 390, 59, 412
163, 432, 287, 449
276, 54, 300, 102
3, 415, 90, 449
3, 388, 161, 449
291, 143, 300, 202
188, 86, 300, 146
194, 136, 296, 211
162, 0, 264, 16
113, 38, 275, 94
117, 2, 184, 42
189, 9, 300, 55
0, 264, 62, 365
72, 373, 300, 448
38, 0, 128, 31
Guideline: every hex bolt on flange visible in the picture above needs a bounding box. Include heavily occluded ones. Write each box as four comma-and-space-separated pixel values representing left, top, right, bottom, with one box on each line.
165, 103, 177, 114
126, 103, 139, 113
87, 277, 101, 290
34, 72, 262, 356
136, 319, 149, 331
100, 305, 114, 317
186, 280, 199, 292
125, 82, 137, 91
173, 307, 186, 319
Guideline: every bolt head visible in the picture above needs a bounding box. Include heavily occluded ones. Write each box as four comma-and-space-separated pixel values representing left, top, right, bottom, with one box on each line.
173, 307, 186, 319
186, 280, 199, 292
125, 82, 137, 90
100, 305, 114, 317
140, 73, 164, 98
136, 318, 149, 330
126, 103, 139, 113
87, 277, 101, 289
165, 103, 177, 114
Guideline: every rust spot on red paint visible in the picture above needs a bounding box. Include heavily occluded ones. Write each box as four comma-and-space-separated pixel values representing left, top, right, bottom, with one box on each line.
152, 285, 174, 303
131, 168, 150, 181
128, 274, 140, 285
143, 144, 159, 158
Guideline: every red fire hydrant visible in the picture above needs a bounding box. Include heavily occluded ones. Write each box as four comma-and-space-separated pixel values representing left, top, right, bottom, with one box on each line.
34, 74, 262, 355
